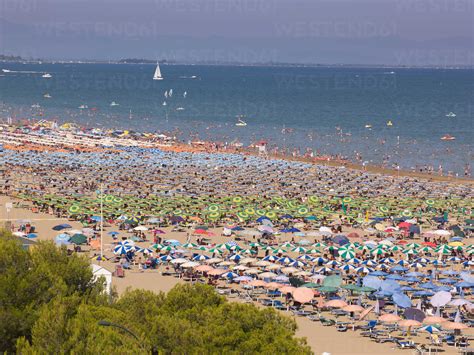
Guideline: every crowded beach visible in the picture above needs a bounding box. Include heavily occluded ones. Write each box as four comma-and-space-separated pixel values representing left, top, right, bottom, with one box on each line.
1, 120, 473, 354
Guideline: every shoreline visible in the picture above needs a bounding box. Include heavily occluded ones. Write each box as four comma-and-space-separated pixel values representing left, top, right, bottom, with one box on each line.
1, 121, 473, 186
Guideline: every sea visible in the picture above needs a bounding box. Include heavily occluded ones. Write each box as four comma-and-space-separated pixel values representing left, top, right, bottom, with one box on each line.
0, 62, 472, 175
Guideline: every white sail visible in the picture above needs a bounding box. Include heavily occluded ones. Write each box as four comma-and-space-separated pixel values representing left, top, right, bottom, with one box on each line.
164, 90, 168, 98
183, 91, 187, 98
153, 63, 163, 80
169, 89, 173, 97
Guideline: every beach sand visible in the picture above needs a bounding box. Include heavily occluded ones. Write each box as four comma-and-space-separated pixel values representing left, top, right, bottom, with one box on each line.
2, 195, 472, 355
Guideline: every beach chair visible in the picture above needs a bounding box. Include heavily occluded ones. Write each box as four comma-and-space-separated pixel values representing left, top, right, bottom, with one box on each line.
319, 316, 336, 326
336, 323, 348, 332
360, 320, 378, 331
114, 265, 125, 278
272, 300, 286, 310
397, 340, 416, 349
431, 334, 442, 346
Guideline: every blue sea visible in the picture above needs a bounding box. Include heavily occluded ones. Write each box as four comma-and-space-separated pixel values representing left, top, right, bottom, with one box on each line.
0, 63, 472, 174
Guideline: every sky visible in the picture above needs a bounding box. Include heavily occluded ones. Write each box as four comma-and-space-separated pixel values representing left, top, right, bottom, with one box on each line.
0, 0, 472, 65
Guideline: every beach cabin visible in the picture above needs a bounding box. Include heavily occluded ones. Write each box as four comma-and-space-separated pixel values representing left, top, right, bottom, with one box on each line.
91, 264, 113, 294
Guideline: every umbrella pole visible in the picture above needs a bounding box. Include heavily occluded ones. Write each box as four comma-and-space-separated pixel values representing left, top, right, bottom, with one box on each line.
100, 182, 104, 261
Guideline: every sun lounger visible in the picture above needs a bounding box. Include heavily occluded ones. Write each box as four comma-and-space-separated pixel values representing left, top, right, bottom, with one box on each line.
319, 316, 336, 326
397, 340, 416, 349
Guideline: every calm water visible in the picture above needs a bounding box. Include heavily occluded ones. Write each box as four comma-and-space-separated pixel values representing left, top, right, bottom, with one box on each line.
0, 63, 472, 173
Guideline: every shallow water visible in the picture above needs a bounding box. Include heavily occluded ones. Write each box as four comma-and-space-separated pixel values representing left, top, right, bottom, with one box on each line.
0, 63, 472, 173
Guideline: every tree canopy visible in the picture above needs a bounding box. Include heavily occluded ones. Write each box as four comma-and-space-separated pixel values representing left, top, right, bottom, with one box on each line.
0, 231, 311, 354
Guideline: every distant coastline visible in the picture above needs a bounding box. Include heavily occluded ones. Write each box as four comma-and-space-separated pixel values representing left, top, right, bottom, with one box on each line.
1, 54, 473, 69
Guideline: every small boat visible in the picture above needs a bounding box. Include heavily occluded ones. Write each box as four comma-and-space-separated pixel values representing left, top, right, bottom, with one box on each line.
2, 69, 11, 73
43, 93, 52, 98
153, 63, 163, 80
42, 73, 52, 78
386, 120, 393, 126
190, 75, 197, 79
441, 134, 455, 141
162, 101, 167, 106
446, 112, 456, 117
176, 107, 185, 111
31, 103, 41, 108
110, 101, 119, 106
78, 104, 88, 109
365, 124, 372, 129
236, 115, 247, 127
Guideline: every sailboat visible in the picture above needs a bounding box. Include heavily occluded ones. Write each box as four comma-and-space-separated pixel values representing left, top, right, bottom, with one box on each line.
183, 91, 187, 98
110, 101, 119, 106
164, 91, 168, 98
446, 112, 456, 117
162, 101, 167, 106
235, 115, 247, 127
43, 93, 52, 98
169, 89, 173, 97
153, 63, 163, 80
42, 73, 52, 78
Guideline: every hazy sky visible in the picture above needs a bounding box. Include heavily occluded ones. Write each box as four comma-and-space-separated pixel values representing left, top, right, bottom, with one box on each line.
1, 0, 472, 65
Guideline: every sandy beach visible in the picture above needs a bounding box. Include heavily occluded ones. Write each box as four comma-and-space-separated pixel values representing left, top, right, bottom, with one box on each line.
2, 194, 472, 355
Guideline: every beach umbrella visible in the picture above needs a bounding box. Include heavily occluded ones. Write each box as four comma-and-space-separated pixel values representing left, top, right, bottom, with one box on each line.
55, 234, 71, 246
378, 313, 401, 323
419, 325, 440, 334
193, 254, 210, 261
69, 234, 87, 245
52, 224, 72, 231
339, 249, 356, 259
291, 246, 307, 253
441, 322, 468, 330
392, 293, 412, 308
181, 261, 200, 268
423, 316, 447, 324
342, 305, 364, 313
114, 244, 132, 255
449, 298, 471, 307
325, 299, 348, 308
292, 287, 314, 303
355, 266, 373, 274
182, 242, 197, 248
159, 255, 174, 262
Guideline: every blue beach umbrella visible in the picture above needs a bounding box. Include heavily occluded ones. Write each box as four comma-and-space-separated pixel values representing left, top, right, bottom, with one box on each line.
392, 293, 412, 308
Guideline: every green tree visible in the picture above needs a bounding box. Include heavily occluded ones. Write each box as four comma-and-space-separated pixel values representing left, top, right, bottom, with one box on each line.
2, 230, 311, 354
0, 231, 106, 352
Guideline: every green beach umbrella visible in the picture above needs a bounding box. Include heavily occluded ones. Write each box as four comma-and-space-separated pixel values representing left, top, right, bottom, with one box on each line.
342, 197, 353, 204
232, 196, 243, 204
339, 249, 356, 259
265, 211, 277, 219
308, 196, 319, 204
68, 205, 81, 214
207, 211, 220, 220
297, 206, 310, 215
208, 204, 220, 212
